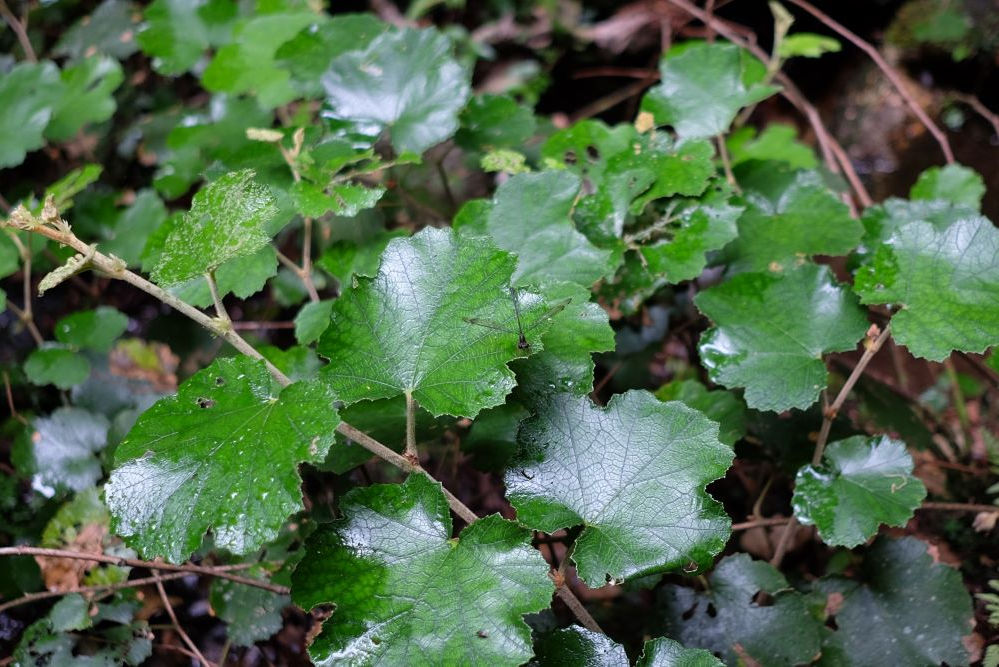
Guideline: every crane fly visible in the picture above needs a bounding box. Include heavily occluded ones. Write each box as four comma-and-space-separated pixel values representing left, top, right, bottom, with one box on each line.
463, 287, 570, 352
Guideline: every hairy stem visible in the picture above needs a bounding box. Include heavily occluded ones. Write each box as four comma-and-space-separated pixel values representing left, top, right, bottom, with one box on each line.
405, 390, 418, 460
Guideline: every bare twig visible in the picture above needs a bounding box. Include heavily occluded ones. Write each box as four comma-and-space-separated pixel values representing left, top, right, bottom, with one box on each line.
716, 134, 738, 190
920, 502, 999, 513
950, 93, 999, 139
154, 574, 212, 667
404, 390, 418, 460
784, 0, 955, 164
232, 321, 296, 330
732, 516, 789, 531
769, 517, 799, 567
0, 547, 288, 593
3, 370, 28, 426
205, 271, 229, 325
0, 566, 253, 614
570, 77, 658, 123
551, 574, 604, 634
0, 0, 36, 61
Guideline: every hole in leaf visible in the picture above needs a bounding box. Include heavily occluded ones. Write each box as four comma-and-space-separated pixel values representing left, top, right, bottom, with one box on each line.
752, 590, 774, 607
585, 145, 600, 161
197, 397, 215, 409
564, 150, 577, 165
215, 376, 225, 386
706, 602, 718, 618
681, 602, 697, 621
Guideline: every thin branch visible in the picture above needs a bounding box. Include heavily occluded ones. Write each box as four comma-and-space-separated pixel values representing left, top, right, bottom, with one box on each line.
943, 358, 972, 446
0, 0, 36, 62
551, 576, 604, 634
732, 516, 789, 531
950, 92, 999, 139
569, 77, 658, 123
0, 547, 289, 594
716, 134, 738, 191
919, 502, 999, 513
205, 271, 229, 325
5, 299, 43, 345
784, 0, 955, 164
769, 517, 799, 567
301, 217, 319, 302
154, 574, 212, 667
3, 371, 27, 425
0, 566, 253, 614
232, 321, 296, 331
404, 390, 418, 460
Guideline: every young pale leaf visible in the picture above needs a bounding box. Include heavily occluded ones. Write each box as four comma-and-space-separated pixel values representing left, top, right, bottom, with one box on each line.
318, 227, 559, 417
55, 307, 129, 352
513, 281, 615, 398
201, 9, 318, 108
725, 162, 862, 272
641, 41, 779, 138
695, 264, 869, 412
638, 192, 743, 284
151, 170, 278, 285
655, 379, 746, 447
0, 61, 63, 168
506, 391, 732, 586
45, 57, 124, 142
24, 346, 91, 389
910, 163, 985, 209
854, 215, 999, 360
322, 27, 471, 154
655, 554, 823, 666
105, 357, 339, 563
25, 408, 110, 495
817, 536, 974, 666
793, 436, 926, 547
291, 474, 553, 666
138, 0, 239, 75
485, 171, 613, 286
210, 565, 289, 647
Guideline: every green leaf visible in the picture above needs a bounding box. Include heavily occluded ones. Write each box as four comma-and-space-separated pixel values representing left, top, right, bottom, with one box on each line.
322, 27, 472, 154
534, 626, 628, 665
695, 264, 869, 412
53, 0, 141, 62
0, 234, 19, 279
138, 0, 238, 75
54, 307, 130, 352
779, 33, 842, 58
44, 165, 104, 213
103, 189, 169, 266
725, 162, 862, 272
506, 391, 732, 586
910, 163, 985, 209
275, 13, 388, 98
291, 474, 553, 666
45, 56, 124, 142
294, 299, 334, 345
727, 124, 818, 169
637, 191, 744, 283
318, 227, 560, 417
24, 346, 92, 389
259, 344, 321, 382
637, 637, 724, 667
201, 8, 318, 108
513, 281, 615, 397
0, 61, 63, 168
817, 536, 974, 666
655, 553, 824, 666
793, 435, 926, 547
642, 41, 779, 138
290, 181, 385, 218
484, 171, 613, 286
316, 229, 406, 286
210, 564, 289, 647
655, 379, 746, 447
462, 401, 529, 472
457, 94, 537, 150
854, 214, 999, 360
170, 245, 278, 308
151, 170, 278, 285
26, 407, 110, 495
105, 357, 339, 563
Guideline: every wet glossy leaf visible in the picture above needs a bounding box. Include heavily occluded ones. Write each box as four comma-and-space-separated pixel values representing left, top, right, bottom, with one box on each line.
534, 626, 628, 665
484, 171, 613, 286
854, 213, 999, 360
638, 192, 743, 283
655, 553, 823, 666
55, 307, 130, 352
24, 346, 91, 389
655, 379, 746, 447
0, 61, 63, 168
276, 13, 389, 97
642, 41, 779, 138
210, 565, 289, 647
695, 264, 869, 412
910, 163, 985, 209
457, 94, 537, 150
725, 162, 862, 272
105, 357, 339, 563
318, 227, 560, 417
817, 536, 973, 666
322, 27, 471, 154
637, 637, 724, 666
294, 299, 334, 345
292, 474, 552, 666
201, 8, 318, 108
53, 0, 141, 62
45, 57, 124, 142
793, 435, 926, 547
138, 0, 239, 75
506, 391, 732, 586
151, 170, 278, 285
26, 407, 110, 495
513, 281, 615, 398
